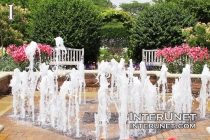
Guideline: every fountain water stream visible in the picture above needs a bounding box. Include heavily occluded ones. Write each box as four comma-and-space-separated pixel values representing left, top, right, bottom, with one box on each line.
157, 64, 168, 110
197, 64, 210, 118
10, 42, 210, 139
169, 64, 193, 114
10, 38, 85, 138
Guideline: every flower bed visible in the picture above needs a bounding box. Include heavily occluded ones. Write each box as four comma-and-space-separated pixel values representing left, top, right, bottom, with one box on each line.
5, 44, 53, 71
156, 43, 209, 74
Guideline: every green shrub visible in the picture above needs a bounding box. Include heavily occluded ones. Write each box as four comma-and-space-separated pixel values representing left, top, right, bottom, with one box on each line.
130, 2, 197, 62
192, 61, 205, 74
101, 23, 129, 48
100, 9, 135, 56
168, 0, 210, 23
0, 55, 23, 71
28, 0, 102, 64
182, 22, 210, 49
98, 47, 129, 62
0, 4, 30, 47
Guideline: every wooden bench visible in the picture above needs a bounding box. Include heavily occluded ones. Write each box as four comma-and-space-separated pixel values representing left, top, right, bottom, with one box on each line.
142, 49, 191, 67
49, 48, 84, 66
142, 49, 163, 66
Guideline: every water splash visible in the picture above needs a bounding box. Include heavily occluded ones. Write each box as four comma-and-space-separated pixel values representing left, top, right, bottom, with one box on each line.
140, 62, 147, 84
116, 67, 129, 139
197, 64, 210, 118
10, 38, 85, 137
10, 41, 41, 121
25, 41, 40, 70
54, 37, 67, 54
169, 64, 193, 114
77, 60, 86, 104
94, 61, 111, 139
157, 64, 168, 110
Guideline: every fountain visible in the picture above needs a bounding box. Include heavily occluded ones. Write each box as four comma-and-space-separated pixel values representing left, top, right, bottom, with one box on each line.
10, 41, 42, 121
168, 64, 193, 114
94, 60, 111, 139
197, 64, 210, 118
157, 64, 168, 110
93, 60, 210, 139
10, 37, 85, 138
9, 39, 210, 139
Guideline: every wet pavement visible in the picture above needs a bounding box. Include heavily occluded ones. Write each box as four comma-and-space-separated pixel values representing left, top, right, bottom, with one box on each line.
0, 94, 210, 140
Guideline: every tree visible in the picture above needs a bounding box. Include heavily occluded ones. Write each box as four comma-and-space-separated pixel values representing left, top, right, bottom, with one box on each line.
182, 22, 210, 49
154, 0, 210, 23
120, 1, 150, 16
152, 0, 165, 3
176, 0, 210, 23
0, 4, 30, 48
91, 0, 116, 10
28, 0, 102, 64
101, 8, 135, 47
99, 9, 135, 62
130, 2, 197, 62
0, 0, 29, 8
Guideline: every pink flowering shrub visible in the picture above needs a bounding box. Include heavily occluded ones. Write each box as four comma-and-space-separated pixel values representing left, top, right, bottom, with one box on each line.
7, 43, 53, 70
156, 43, 209, 73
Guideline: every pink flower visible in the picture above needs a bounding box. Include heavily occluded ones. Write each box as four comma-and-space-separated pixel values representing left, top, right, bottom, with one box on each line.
156, 43, 209, 63
7, 43, 53, 63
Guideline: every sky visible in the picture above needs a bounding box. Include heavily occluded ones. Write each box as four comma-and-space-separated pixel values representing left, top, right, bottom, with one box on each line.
110, 0, 153, 9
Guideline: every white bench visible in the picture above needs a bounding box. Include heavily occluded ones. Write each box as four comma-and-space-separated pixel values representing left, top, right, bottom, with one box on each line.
142, 49, 191, 67
49, 48, 84, 66
142, 49, 163, 66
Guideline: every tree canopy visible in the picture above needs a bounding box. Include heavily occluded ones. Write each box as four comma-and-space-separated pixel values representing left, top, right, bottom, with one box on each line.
29, 0, 102, 64
152, 0, 210, 23
91, 0, 116, 10
0, 4, 30, 47
130, 2, 197, 62
119, 1, 150, 16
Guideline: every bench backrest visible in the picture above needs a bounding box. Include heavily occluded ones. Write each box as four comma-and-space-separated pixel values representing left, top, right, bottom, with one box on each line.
142, 49, 191, 67
49, 48, 84, 65
142, 49, 163, 66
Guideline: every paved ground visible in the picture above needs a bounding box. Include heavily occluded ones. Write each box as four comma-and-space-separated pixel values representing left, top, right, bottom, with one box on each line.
0, 94, 210, 140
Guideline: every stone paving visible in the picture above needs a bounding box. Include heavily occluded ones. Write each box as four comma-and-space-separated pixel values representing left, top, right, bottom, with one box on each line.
1, 94, 210, 140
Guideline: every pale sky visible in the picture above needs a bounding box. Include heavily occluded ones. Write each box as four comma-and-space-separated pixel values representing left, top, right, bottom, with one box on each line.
110, 0, 153, 9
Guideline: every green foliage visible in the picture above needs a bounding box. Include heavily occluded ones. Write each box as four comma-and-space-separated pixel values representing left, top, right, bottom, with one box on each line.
166, 58, 189, 73
130, 2, 197, 62
0, 54, 27, 71
90, 0, 115, 10
98, 47, 129, 62
28, 0, 102, 64
101, 9, 135, 30
165, 0, 210, 23
0, 4, 30, 47
0, 0, 26, 7
100, 8, 134, 49
119, 1, 151, 16
0, 0, 46, 9
101, 23, 129, 48
192, 61, 205, 74
152, 0, 165, 3
182, 22, 210, 49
